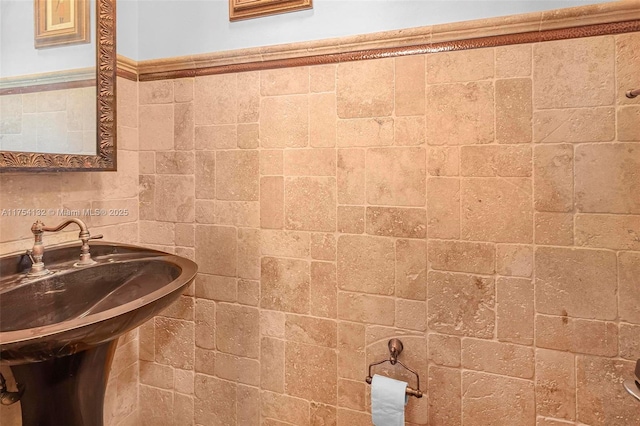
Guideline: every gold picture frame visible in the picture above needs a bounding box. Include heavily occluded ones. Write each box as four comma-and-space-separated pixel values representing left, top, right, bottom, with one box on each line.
229, 0, 312, 21
34, 0, 90, 48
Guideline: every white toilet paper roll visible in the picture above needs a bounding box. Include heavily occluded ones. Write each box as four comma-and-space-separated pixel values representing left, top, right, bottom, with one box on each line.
371, 374, 408, 426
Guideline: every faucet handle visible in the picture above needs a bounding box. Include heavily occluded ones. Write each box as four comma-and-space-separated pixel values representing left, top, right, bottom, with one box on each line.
89, 234, 104, 240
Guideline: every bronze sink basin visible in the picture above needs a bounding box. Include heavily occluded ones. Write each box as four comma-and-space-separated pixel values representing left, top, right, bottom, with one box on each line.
0, 241, 198, 425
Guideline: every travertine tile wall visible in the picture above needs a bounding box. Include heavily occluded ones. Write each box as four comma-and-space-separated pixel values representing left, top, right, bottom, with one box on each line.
0, 77, 141, 426
0, 86, 97, 155
136, 32, 640, 425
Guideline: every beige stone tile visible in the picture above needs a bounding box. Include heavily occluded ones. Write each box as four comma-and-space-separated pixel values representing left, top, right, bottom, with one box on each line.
310, 64, 336, 93
337, 379, 366, 411
426, 82, 494, 145
427, 177, 460, 239
175, 224, 194, 248
261, 66, 309, 95
428, 146, 459, 176
427, 48, 493, 83
336, 408, 370, 426
337, 58, 394, 118
260, 95, 308, 148
195, 151, 215, 200
260, 149, 284, 175
536, 315, 618, 356
117, 78, 137, 128
618, 106, 640, 141
140, 80, 173, 104
461, 145, 531, 177
337, 235, 394, 295
534, 144, 573, 212
366, 147, 426, 206
366, 206, 426, 238
194, 374, 237, 425
497, 277, 534, 345
462, 338, 534, 379
237, 229, 260, 280
336, 117, 394, 147
395, 239, 427, 301
139, 105, 174, 151
285, 314, 337, 348
337, 291, 395, 325
462, 371, 535, 426
216, 303, 259, 359
428, 333, 461, 368
536, 349, 576, 421
154, 317, 194, 369
261, 229, 309, 259
216, 150, 259, 201
337, 205, 365, 234
174, 78, 194, 103
496, 244, 533, 278
428, 366, 461, 426
395, 56, 425, 116
310, 404, 336, 426
286, 341, 337, 405
195, 274, 236, 303
535, 247, 617, 320
496, 78, 533, 144
310, 261, 337, 319
174, 368, 195, 395
576, 143, 640, 213
576, 355, 640, 425
195, 124, 237, 150
174, 102, 195, 151
214, 352, 260, 386
237, 71, 260, 123
153, 175, 194, 222
139, 151, 155, 174
261, 176, 284, 229
237, 385, 260, 426
337, 148, 365, 204
427, 271, 495, 338
338, 322, 365, 351
620, 252, 640, 325
237, 123, 259, 149
310, 93, 337, 148
310, 233, 336, 261
461, 177, 533, 243
155, 151, 194, 175
284, 148, 336, 176
139, 221, 174, 246
195, 225, 236, 277
575, 214, 640, 251
428, 240, 495, 275
620, 322, 640, 360
395, 299, 427, 331
533, 107, 615, 143
260, 336, 284, 393
533, 37, 615, 109
261, 390, 310, 426
496, 45, 532, 78
139, 321, 155, 361
285, 177, 336, 231
194, 74, 237, 125
395, 116, 425, 146
260, 310, 286, 338
616, 33, 640, 106
214, 201, 260, 228
139, 385, 173, 426
261, 256, 310, 314
162, 295, 194, 321
535, 212, 574, 246
535, 418, 574, 426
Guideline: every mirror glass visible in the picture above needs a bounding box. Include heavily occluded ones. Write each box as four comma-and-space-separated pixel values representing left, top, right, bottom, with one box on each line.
0, 0, 116, 172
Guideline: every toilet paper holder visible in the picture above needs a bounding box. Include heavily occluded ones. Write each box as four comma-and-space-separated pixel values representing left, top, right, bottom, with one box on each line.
365, 338, 423, 398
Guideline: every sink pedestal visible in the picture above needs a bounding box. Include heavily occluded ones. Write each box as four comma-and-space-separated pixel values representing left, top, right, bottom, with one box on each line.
11, 340, 118, 426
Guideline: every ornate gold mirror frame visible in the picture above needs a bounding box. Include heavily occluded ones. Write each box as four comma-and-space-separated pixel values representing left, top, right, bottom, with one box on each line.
0, 0, 116, 172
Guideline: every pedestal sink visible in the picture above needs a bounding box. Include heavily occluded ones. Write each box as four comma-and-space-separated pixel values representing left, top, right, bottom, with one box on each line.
0, 242, 198, 426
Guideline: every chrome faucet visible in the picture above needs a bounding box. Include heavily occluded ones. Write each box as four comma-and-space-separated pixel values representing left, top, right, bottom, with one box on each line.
27, 218, 103, 276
